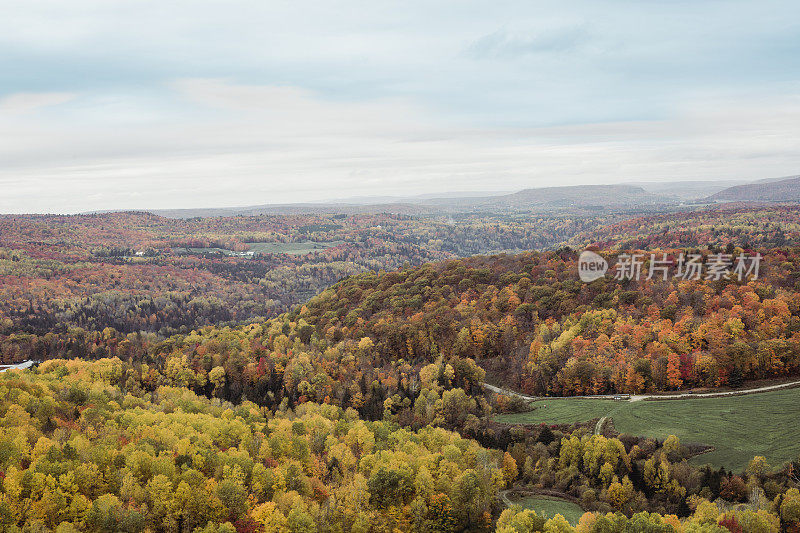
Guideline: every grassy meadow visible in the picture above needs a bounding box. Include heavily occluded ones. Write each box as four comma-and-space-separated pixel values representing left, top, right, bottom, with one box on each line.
509, 495, 585, 525
495, 388, 800, 472
245, 241, 343, 255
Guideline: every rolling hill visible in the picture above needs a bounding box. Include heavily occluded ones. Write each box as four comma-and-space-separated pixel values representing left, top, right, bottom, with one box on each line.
488, 184, 671, 209
706, 175, 800, 203
146, 201, 433, 218
567, 204, 800, 249
148, 184, 676, 218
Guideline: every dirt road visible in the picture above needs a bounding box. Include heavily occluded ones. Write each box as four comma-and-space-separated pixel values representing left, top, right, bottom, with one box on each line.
483, 378, 800, 404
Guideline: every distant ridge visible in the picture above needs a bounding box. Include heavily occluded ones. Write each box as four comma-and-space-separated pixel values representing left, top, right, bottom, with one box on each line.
143, 184, 676, 218
492, 184, 668, 208
631, 179, 747, 200
97, 177, 799, 219
145, 202, 432, 219
706, 175, 800, 203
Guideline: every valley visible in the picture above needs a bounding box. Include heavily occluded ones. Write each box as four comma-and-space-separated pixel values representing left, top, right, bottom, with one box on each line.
2, 201, 800, 532
6, 2, 800, 529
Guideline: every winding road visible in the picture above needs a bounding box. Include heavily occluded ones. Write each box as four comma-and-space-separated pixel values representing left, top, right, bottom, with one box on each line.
485, 379, 800, 436
483, 378, 800, 404
0, 361, 35, 373
594, 416, 607, 436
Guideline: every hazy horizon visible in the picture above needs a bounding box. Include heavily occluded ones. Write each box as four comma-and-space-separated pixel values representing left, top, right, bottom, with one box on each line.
2, 0, 800, 213
5, 176, 792, 216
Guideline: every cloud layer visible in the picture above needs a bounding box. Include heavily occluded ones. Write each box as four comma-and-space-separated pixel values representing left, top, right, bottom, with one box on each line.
1, 0, 799, 213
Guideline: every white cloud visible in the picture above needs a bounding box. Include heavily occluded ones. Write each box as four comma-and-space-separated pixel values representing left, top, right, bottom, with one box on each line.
170, 78, 433, 136
1, 79, 799, 213
1, 1, 799, 212
0, 92, 76, 114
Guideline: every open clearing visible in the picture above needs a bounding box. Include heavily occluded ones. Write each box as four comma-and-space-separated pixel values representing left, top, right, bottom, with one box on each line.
507, 495, 584, 525
494, 387, 800, 472
245, 241, 343, 255
172, 247, 240, 256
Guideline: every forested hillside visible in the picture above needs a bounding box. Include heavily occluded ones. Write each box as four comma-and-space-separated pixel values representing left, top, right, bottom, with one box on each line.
0, 212, 616, 337
5, 0, 800, 528
2, 357, 799, 532
2, 206, 800, 531
706, 176, 800, 203
5, 243, 800, 404
568, 205, 800, 250
0, 359, 504, 532
297, 247, 800, 395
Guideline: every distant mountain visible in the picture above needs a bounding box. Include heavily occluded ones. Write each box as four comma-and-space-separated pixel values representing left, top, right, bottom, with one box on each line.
632, 180, 747, 200
320, 190, 513, 205
148, 191, 516, 218
146, 184, 675, 218
405, 184, 676, 212
77, 176, 800, 219
706, 175, 800, 203
148, 202, 433, 218
491, 184, 671, 209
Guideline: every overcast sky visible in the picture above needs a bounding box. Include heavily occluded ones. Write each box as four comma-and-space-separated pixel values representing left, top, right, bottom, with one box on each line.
2, 0, 800, 213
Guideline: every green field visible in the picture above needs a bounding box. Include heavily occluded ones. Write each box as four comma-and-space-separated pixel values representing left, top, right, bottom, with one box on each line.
509, 495, 585, 525
494, 388, 800, 472
172, 247, 239, 256
245, 241, 343, 255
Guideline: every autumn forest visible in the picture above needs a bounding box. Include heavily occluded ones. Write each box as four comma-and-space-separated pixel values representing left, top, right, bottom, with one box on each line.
1, 205, 800, 532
